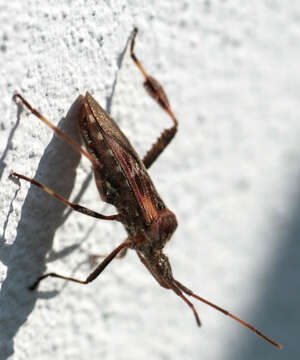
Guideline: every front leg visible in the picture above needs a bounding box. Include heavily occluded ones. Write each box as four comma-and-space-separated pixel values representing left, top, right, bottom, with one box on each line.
130, 28, 178, 169
30, 240, 130, 290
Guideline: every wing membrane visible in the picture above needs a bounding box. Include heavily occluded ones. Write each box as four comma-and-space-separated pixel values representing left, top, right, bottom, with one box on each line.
104, 133, 159, 225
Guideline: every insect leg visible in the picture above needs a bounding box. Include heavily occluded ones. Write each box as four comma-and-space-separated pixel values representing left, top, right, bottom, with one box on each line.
130, 28, 178, 169
90, 234, 145, 265
89, 247, 128, 264
13, 93, 99, 168
30, 240, 129, 290
10, 171, 120, 221
173, 279, 282, 349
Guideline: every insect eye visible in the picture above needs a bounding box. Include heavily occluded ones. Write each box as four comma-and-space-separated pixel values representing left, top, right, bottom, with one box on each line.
157, 200, 164, 210
157, 209, 177, 243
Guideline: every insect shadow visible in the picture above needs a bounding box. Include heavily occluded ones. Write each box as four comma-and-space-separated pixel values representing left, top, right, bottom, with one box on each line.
0, 102, 21, 181
0, 96, 91, 358
0, 30, 134, 358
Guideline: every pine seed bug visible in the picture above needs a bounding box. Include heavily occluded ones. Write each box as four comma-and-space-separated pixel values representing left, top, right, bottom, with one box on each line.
10, 28, 282, 349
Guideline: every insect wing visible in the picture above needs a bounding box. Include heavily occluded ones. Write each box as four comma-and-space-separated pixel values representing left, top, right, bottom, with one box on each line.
86, 92, 159, 225
105, 134, 159, 224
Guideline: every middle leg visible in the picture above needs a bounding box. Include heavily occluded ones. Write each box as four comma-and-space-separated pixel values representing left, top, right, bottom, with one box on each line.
10, 171, 120, 221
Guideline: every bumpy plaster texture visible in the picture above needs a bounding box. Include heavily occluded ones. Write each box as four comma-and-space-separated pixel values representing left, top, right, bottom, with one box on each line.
1, 1, 300, 359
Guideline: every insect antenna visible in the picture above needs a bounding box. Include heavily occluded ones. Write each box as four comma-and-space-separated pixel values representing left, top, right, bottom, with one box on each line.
172, 279, 282, 349
169, 283, 201, 327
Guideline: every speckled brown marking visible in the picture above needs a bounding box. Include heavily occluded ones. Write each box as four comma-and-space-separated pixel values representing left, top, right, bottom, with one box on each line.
10, 28, 282, 350
97, 132, 103, 141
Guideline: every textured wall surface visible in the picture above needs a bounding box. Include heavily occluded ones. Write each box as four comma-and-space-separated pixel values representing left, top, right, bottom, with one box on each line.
1, 1, 299, 359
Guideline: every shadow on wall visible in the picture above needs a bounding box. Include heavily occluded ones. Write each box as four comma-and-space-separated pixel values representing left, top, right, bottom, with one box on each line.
0, 96, 91, 358
226, 177, 300, 359
0, 101, 22, 182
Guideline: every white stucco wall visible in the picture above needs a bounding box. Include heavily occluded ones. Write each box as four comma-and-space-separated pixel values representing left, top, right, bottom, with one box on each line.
1, 1, 299, 359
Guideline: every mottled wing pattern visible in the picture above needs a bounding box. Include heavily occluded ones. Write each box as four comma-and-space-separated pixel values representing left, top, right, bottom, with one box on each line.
86, 92, 160, 225
104, 135, 159, 224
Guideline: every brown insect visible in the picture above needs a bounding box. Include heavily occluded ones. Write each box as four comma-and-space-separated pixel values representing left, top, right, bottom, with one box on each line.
10, 28, 282, 349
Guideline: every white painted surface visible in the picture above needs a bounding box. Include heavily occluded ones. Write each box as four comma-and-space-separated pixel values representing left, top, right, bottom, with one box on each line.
1, 1, 299, 359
